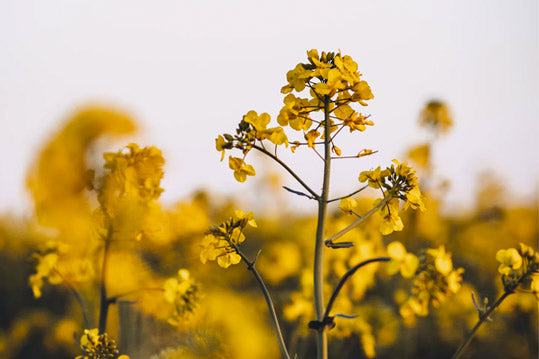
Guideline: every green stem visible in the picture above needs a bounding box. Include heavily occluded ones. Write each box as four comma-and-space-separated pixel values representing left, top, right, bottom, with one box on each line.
450, 291, 512, 359
98, 231, 112, 334
232, 245, 291, 359
314, 96, 332, 359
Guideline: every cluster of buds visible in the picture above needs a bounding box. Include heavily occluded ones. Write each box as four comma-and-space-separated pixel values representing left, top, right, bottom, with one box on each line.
163, 269, 200, 326
400, 246, 464, 323
75, 329, 129, 359
200, 210, 257, 268
496, 243, 539, 297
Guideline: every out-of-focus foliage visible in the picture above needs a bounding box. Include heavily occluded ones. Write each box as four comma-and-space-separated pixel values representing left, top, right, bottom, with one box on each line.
0, 99, 537, 359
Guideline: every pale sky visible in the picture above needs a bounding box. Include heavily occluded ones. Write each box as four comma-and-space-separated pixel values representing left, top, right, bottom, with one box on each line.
1, 0, 537, 215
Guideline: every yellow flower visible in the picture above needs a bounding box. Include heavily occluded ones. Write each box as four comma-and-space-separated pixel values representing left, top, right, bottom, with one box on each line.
200, 234, 223, 264
496, 248, 523, 275
338, 197, 358, 214
427, 246, 453, 276
359, 167, 389, 189
228, 156, 256, 182
233, 210, 257, 228
99, 143, 165, 213
404, 186, 426, 212
217, 251, 242, 268
351, 81, 374, 105
201, 210, 258, 269
278, 94, 312, 131
379, 199, 404, 235
243, 110, 271, 132
281, 63, 312, 93
305, 129, 320, 148
419, 100, 453, 134
163, 269, 199, 324
215, 135, 226, 161
407, 143, 430, 168
260, 127, 289, 146
343, 112, 373, 132
77, 329, 127, 359
386, 241, 419, 278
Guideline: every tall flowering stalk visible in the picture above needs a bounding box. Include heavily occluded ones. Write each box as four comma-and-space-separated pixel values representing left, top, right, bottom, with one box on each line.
210, 50, 427, 359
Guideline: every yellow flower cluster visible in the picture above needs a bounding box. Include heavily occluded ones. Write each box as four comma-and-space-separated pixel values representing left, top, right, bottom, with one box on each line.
95, 143, 166, 241
200, 210, 257, 268
278, 49, 374, 136
399, 246, 464, 324
163, 269, 200, 326
419, 100, 453, 134
99, 143, 165, 211
496, 243, 539, 297
215, 49, 375, 182
29, 240, 94, 298
29, 242, 62, 298
357, 160, 425, 235
75, 328, 129, 359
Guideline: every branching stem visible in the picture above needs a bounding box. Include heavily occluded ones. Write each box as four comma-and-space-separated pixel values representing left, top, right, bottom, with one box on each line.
252, 145, 319, 200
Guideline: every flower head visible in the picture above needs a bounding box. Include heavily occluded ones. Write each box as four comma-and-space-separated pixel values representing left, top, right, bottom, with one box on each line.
496, 243, 539, 293
75, 329, 129, 359
201, 211, 257, 269
164, 269, 200, 325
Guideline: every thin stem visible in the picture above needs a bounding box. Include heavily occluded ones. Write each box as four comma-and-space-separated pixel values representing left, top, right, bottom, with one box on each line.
450, 291, 511, 359
325, 194, 391, 246
231, 244, 291, 359
252, 145, 320, 200
314, 96, 332, 359
312, 147, 325, 162
327, 184, 369, 203
323, 257, 390, 320
53, 269, 90, 328
98, 231, 112, 334
282, 186, 316, 200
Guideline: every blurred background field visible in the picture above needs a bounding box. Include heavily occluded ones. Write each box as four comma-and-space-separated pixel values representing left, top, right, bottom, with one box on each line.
0, 1, 537, 359
0, 104, 536, 359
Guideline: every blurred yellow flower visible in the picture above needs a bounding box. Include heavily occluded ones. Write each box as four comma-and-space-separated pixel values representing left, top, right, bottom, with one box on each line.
427, 245, 453, 276
419, 100, 453, 134
338, 197, 358, 214
386, 241, 419, 278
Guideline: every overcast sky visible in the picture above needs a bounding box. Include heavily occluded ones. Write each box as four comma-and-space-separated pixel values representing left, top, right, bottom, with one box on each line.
1, 0, 537, 215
